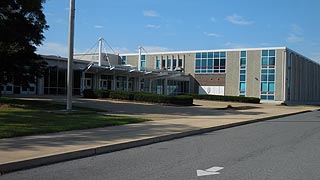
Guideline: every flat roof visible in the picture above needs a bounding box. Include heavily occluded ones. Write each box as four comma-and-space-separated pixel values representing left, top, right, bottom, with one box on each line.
120, 47, 287, 56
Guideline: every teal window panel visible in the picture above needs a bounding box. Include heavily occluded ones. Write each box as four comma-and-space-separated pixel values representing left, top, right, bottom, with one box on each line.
268, 95, 274, 100
220, 59, 226, 66
196, 53, 201, 58
141, 61, 146, 68
240, 75, 246, 81
269, 50, 275, 56
262, 57, 268, 65
269, 57, 275, 65
167, 59, 171, 67
261, 74, 267, 81
141, 55, 146, 60
240, 58, 246, 66
268, 82, 275, 92
262, 50, 268, 56
202, 52, 207, 58
220, 52, 226, 58
208, 52, 213, 58
261, 82, 268, 91
261, 95, 267, 100
240, 70, 246, 74
268, 74, 275, 81
240, 82, 246, 91
214, 52, 219, 58
201, 59, 207, 68
240, 51, 246, 57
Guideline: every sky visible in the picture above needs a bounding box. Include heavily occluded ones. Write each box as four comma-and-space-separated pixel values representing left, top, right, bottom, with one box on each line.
37, 0, 320, 63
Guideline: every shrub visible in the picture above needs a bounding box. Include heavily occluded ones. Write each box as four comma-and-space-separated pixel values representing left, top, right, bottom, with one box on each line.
191, 94, 260, 104
83, 89, 97, 99
94, 90, 110, 98
108, 90, 193, 106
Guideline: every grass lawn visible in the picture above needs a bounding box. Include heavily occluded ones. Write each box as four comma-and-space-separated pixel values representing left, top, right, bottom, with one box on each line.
0, 97, 148, 139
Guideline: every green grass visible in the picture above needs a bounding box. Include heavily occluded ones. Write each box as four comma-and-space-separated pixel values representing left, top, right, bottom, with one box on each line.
0, 97, 148, 139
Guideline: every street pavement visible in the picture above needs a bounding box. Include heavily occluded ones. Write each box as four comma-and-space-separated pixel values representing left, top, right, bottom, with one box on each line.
0, 95, 318, 174
2, 111, 320, 180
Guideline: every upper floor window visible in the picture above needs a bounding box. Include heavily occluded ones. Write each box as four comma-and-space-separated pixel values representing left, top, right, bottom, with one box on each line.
195, 51, 226, 74
261, 50, 275, 68
121, 56, 126, 65
141, 55, 146, 68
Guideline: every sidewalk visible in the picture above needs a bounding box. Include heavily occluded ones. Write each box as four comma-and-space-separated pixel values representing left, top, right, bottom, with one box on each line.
0, 96, 318, 174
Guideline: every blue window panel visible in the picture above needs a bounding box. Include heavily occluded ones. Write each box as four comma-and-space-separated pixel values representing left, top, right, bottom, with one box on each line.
167, 59, 171, 67
208, 59, 213, 68
195, 69, 200, 73
220, 59, 226, 67
202, 52, 207, 58
141, 61, 146, 68
201, 69, 207, 73
269, 57, 275, 65
207, 69, 213, 73
141, 55, 146, 60
261, 74, 267, 81
261, 95, 267, 100
196, 53, 201, 58
156, 60, 160, 68
121, 56, 126, 65
239, 82, 246, 91
240, 70, 246, 74
269, 82, 275, 92
262, 50, 268, 56
240, 51, 246, 58
240, 58, 246, 66
261, 69, 267, 73
178, 59, 183, 67
214, 52, 219, 58
268, 74, 275, 81
196, 59, 201, 66
214, 59, 219, 66
240, 75, 246, 81
269, 50, 275, 56
162, 60, 166, 68
261, 82, 268, 91
208, 52, 213, 58
239, 94, 245, 97
268, 69, 275, 74
220, 52, 226, 58
268, 95, 274, 100
201, 59, 207, 68
173, 59, 177, 67
262, 57, 268, 65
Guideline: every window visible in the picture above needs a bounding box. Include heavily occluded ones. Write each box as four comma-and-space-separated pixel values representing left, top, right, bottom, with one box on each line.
162, 59, 166, 69
121, 56, 126, 65
173, 59, 177, 69
167, 59, 172, 69
260, 49, 276, 100
195, 51, 226, 74
178, 59, 183, 67
156, 58, 160, 69
239, 51, 247, 96
140, 55, 146, 69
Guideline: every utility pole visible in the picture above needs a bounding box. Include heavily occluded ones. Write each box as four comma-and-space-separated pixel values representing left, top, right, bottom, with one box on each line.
67, 0, 75, 111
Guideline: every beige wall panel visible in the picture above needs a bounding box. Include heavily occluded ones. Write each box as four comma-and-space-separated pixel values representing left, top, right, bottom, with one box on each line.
246, 50, 261, 98
225, 51, 239, 96
275, 49, 284, 101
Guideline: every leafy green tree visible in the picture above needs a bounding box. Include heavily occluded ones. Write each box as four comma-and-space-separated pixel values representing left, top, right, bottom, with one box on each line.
0, 0, 49, 96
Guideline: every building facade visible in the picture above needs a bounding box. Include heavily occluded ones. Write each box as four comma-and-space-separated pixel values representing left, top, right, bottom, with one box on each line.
121, 47, 320, 103
1, 46, 319, 104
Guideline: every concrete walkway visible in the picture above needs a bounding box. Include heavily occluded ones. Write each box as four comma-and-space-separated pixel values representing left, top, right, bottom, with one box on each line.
0, 96, 318, 174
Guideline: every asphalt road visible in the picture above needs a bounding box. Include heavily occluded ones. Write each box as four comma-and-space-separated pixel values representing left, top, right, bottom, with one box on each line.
2, 111, 320, 180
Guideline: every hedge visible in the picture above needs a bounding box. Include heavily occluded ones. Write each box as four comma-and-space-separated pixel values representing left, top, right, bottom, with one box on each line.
83, 90, 193, 106
191, 94, 260, 104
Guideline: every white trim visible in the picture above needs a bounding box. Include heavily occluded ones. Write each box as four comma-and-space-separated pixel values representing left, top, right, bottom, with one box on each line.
120, 47, 287, 56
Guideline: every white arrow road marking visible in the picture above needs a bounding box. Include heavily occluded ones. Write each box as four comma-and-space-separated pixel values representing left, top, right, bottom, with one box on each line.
197, 166, 224, 177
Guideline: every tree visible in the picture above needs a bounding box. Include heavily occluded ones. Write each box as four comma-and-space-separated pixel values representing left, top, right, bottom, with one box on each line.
0, 0, 49, 96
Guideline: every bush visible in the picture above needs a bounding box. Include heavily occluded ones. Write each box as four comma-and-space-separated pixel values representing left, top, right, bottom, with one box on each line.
94, 90, 110, 98
109, 90, 193, 106
191, 94, 260, 104
83, 89, 97, 99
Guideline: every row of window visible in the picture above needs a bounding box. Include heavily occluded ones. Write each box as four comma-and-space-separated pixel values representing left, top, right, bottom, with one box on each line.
260, 50, 276, 100
195, 52, 226, 73
156, 58, 183, 70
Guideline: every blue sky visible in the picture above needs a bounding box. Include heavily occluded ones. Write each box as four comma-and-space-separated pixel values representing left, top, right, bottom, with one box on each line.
37, 0, 320, 63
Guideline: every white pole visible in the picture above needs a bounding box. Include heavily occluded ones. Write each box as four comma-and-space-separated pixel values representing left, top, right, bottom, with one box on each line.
98, 37, 103, 66
138, 46, 142, 71
67, 0, 75, 111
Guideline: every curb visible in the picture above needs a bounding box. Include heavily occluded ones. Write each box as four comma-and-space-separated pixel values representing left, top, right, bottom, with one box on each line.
0, 110, 312, 175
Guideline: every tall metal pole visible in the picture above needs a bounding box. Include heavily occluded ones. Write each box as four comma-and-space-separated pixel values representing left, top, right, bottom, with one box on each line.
98, 37, 103, 66
67, 0, 75, 111
138, 46, 142, 71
